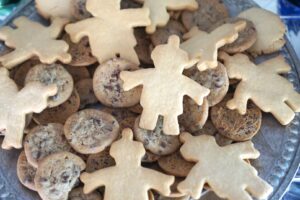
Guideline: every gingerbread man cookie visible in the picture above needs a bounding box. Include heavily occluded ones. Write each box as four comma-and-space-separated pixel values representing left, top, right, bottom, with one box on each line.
121, 35, 209, 135
80, 128, 175, 200
65, 0, 151, 65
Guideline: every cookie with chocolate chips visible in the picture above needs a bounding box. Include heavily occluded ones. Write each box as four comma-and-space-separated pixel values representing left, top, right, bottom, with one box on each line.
86, 148, 115, 173
34, 152, 86, 200
210, 95, 262, 141
25, 63, 74, 107
134, 116, 181, 156
93, 58, 142, 107
24, 123, 72, 168
17, 151, 37, 191
185, 63, 229, 106
64, 109, 120, 154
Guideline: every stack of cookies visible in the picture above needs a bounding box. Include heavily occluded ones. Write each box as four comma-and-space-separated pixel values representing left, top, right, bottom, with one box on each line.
0, 0, 299, 200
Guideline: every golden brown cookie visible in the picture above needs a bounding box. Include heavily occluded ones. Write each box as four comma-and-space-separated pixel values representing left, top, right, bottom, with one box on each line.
33, 89, 80, 124
14, 59, 40, 87
71, 0, 92, 20
158, 151, 194, 177
64, 109, 120, 154
150, 20, 187, 47
86, 148, 116, 173
184, 63, 229, 106
210, 95, 262, 142
181, 0, 229, 31
24, 123, 72, 168
25, 63, 74, 108
93, 58, 142, 108
134, 28, 154, 65
134, 116, 181, 156
75, 79, 98, 109
179, 98, 209, 133
69, 187, 102, 200
17, 151, 37, 191
63, 34, 97, 67
34, 152, 86, 200
65, 65, 91, 83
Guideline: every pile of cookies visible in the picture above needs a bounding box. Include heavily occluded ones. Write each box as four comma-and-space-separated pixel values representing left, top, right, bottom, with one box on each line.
0, 0, 299, 200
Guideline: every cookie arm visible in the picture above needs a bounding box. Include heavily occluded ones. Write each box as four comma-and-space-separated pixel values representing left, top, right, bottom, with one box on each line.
225, 141, 260, 160
65, 19, 93, 43
183, 78, 210, 106
120, 69, 151, 91
145, 169, 174, 196
80, 171, 109, 194
258, 56, 291, 74
121, 8, 151, 27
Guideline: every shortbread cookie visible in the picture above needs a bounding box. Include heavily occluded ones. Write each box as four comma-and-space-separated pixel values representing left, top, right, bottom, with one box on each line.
65, 0, 150, 65
63, 34, 97, 67
69, 187, 102, 200
178, 133, 273, 200
65, 65, 91, 83
181, 0, 229, 31
158, 151, 194, 177
17, 151, 37, 191
121, 36, 209, 135
210, 95, 262, 142
179, 98, 209, 132
0, 17, 71, 69
142, 151, 161, 163
24, 123, 72, 168
142, 0, 198, 33
25, 63, 74, 108
34, 152, 86, 200
93, 58, 142, 108
193, 120, 233, 146
64, 109, 120, 154
184, 63, 229, 106
150, 20, 186, 46
35, 0, 74, 19
80, 129, 175, 199
14, 60, 40, 87
220, 52, 300, 125
134, 28, 154, 65
180, 21, 246, 71
238, 8, 286, 55
0, 68, 57, 149
134, 116, 181, 156
216, 18, 257, 54
86, 148, 116, 173
75, 79, 98, 109
33, 89, 80, 124
71, 0, 92, 20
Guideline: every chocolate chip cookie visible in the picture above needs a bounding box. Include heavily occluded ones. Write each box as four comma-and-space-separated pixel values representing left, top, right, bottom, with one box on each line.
17, 151, 37, 191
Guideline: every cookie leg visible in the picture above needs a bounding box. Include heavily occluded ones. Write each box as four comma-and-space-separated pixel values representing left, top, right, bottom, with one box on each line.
177, 173, 205, 199
163, 115, 179, 135
139, 109, 159, 130
270, 103, 295, 125
226, 83, 249, 114
286, 92, 300, 112
227, 190, 252, 200
246, 177, 273, 199
2, 116, 25, 149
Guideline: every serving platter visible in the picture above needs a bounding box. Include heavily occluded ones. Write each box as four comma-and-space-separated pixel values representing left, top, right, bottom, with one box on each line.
0, 0, 299, 199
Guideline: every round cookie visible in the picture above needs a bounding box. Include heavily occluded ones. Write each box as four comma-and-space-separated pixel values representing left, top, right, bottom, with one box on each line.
221, 18, 257, 54
14, 60, 40, 87
185, 63, 229, 106
24, 123, 72, 168
17, 151, 37, 191
193, 120, 233, 146
35, 0, 74, 20
210, 95, 262, 142
75, 79, 98, 109
86, 148, 115, 173
134, 116, 181, 156
93, 58, 142, 108
134, 28, 154, 65
65, 65, 91, 83
34, 152, 86, 200
181, 0, 229, 32
69, 187, 102, 200
63, 34, 97, 67
150, 20, 186, 47
71, 0, 92, 20
33, 89, 80, 124
158, 151, 194, 177
179, 98, 209, 133
64, 109, 120, 154
25, 63, 74, 108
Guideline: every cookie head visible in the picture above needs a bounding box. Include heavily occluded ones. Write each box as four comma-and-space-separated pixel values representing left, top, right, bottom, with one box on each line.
151, 35, 190, 73
110, 128, 145, 165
